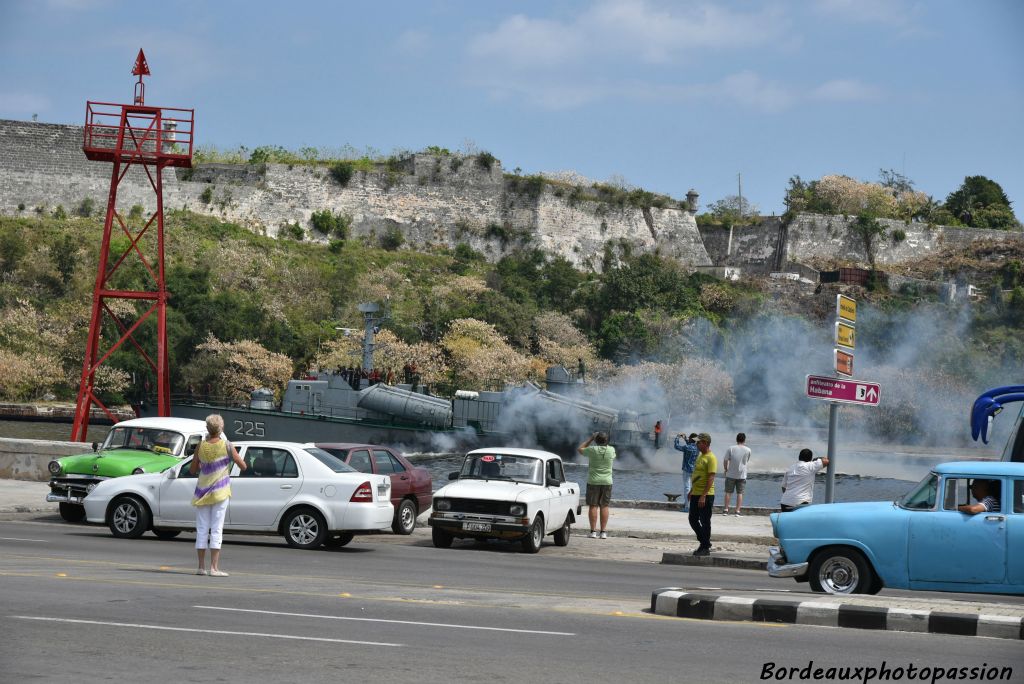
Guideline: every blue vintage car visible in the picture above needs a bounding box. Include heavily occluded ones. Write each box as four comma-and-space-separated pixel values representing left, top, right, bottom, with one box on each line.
768, 461, 1024, 595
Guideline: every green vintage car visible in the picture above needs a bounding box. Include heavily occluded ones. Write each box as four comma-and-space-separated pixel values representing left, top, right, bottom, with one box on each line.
47, 416, 208, 521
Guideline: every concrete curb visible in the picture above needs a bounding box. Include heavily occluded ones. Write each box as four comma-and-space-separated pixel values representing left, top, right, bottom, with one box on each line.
650, 588, 1024, 640
661, 552, 767, 570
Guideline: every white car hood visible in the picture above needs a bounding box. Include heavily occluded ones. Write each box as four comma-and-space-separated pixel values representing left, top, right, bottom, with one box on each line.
435, 479, 541, 502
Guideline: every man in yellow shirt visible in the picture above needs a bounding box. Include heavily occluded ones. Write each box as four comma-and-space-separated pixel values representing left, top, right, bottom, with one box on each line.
688, 432, 717, 556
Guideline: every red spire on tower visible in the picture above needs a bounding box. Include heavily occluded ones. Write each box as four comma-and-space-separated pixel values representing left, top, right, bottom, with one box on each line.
132, 49, 150, 76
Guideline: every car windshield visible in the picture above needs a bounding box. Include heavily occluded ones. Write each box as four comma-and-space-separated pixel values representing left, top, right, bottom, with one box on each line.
460, 454, 543, 485
303, 447, 357, 473
898, 472, 939, 510
103, 427, 184, 456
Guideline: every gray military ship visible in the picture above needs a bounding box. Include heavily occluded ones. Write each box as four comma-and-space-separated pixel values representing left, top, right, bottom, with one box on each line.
139, 304, 654, 459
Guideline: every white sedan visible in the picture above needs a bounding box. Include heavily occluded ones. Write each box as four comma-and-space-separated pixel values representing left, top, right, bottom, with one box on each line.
428, 447, 581, 553
83, 441, 393, 550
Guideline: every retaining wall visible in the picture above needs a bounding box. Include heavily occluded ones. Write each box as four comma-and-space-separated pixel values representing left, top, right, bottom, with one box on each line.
0, 438, 93, 481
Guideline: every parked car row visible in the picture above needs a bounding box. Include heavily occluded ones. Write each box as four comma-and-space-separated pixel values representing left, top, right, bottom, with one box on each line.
49, 417, 583, 554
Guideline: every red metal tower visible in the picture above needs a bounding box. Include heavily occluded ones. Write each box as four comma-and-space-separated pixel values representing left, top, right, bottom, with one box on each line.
71, 50, 194, 441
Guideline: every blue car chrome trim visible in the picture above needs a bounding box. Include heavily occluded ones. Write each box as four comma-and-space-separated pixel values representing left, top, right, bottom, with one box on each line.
768, 546, 808, 579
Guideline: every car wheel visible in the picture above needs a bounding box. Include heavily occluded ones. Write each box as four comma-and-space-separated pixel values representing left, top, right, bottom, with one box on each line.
391, 499, 418, 535
552, 515, 571, 547
808, 547, 875, 594
153, 529, 181, 540
59, 502, 86, 523
109, 497, 150, 539
324, 531, 355, 548
431, 526, 454, 548
283, 508, 328, 550
521, 515, 544, 554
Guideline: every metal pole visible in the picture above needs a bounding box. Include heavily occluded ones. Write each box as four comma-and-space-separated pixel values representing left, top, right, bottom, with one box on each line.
825, 402, 838, 503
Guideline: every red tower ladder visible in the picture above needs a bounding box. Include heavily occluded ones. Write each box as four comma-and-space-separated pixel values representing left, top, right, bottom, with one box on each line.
71, 50, 194, 441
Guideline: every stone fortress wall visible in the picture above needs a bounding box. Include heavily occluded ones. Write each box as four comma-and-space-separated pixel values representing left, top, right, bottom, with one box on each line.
0, 119, 710, 270
1, 118, 1020, 272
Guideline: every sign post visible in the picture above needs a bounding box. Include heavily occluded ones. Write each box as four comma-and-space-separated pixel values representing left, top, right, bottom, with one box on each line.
806, 294, 879, 503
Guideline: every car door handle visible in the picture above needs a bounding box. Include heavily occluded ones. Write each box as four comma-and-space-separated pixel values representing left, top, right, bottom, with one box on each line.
280, 484, 293, 490
985, 515, 1005, 522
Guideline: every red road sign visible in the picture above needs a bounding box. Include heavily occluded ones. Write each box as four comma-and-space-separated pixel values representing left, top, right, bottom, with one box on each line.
806, 374, 880, 406
834, 349, 853, 376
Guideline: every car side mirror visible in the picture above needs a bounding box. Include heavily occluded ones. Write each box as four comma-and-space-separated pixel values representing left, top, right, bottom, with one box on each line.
167, 465, 178, 480
448, 471, 460, 481
91, 442, 98, 452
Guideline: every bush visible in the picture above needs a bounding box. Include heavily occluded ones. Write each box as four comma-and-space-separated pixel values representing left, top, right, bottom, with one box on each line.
129, 204, 144, 221
199, 186, 214, 204
379, 226, 405, 251
310, 210, 352, 239
507, 174, 546, 200
891, 228, 907, 243
450, 157, 463, 172
52, 205, 67, 220
476, 152, 497, 171
75, 197, 95, 218
280, 222, 304, 240
329, 161, 356, 187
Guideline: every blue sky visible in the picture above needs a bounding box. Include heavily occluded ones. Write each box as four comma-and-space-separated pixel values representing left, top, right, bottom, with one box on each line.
2, 0, 1022, 215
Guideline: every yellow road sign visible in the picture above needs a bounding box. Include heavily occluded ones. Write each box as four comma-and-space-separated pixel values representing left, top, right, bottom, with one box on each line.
835, 321, 855, 349
837, 295, 857, 324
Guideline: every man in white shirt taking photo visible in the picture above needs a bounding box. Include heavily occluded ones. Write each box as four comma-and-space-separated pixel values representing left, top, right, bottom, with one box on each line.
780, 448, 829, 512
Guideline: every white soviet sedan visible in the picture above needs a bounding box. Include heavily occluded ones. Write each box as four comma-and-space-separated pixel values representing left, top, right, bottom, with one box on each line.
83, 441, 393, 549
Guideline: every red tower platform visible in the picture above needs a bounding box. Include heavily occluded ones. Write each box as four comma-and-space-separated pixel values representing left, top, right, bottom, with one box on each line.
71, 50, 194, 441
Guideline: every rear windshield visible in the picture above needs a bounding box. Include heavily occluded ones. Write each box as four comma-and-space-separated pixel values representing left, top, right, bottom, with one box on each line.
304, 447, 357, 473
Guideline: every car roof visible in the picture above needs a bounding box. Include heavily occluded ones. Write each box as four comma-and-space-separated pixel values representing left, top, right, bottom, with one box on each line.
313, 442, 394, 451
113, 417, 208, 432
933, 461, 1024, 477
233, 441, 315, 450
467, 447, 560, 460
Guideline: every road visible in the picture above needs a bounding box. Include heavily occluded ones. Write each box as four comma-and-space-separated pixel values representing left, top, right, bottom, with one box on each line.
0, 519, 1020, 683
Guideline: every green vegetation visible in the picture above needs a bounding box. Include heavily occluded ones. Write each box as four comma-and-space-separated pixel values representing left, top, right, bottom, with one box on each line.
310, 210, 352, 239
329, 161, 355, 187
199, 186, 214, 204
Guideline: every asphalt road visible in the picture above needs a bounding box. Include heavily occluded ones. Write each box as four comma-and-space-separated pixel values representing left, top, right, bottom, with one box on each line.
1, 519, 1021, 683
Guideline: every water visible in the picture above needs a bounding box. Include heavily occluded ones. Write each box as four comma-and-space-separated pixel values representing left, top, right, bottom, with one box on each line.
409, 453, 921, 508
3, 420, 999, 507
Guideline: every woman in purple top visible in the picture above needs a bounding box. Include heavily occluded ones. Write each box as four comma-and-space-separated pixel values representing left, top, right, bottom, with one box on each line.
189, 414, 246, 576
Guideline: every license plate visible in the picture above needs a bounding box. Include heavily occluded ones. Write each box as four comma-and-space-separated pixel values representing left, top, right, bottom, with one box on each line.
463, 522, 491, 532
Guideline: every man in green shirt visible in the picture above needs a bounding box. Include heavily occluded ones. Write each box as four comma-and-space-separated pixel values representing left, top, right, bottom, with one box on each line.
688, 432, 717, 556
578, 432, 616, 539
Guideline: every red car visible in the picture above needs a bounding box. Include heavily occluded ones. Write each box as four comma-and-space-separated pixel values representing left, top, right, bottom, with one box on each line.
315, 443, 432, 535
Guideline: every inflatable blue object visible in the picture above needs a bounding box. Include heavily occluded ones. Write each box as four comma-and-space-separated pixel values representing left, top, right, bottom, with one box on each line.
970, 385, 1024, 444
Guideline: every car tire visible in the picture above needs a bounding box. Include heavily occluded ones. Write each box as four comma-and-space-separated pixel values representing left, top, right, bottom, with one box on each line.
283, 508, 328, 550
391, 499, 418, 535
521, 515, 544, 554
153, 529, 181, 540
552, 515, 571, 547
59, 502, 86, 523
431, 526, 454, 548
808, 547, 876, 594
109, 496, 150, 539
324, 531, 355, 548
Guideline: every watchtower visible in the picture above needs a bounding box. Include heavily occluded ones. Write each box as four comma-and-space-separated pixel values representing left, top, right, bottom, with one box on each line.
71, 50, 195, 441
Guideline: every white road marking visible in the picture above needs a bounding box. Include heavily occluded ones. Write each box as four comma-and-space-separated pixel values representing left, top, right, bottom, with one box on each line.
197, 605, 577, 636
0, 537, 47, 542
10, 616, 402, 646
